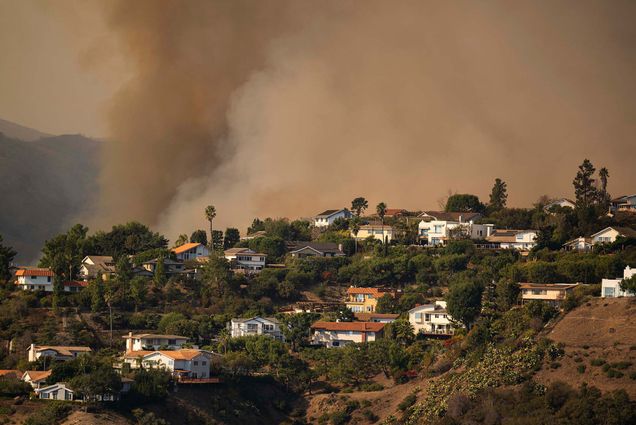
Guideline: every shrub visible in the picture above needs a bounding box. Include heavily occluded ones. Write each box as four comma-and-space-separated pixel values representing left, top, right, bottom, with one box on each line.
573, 357, 583, 363
398, 394, 417, 411
550, 362, 561, 369
359, 382, 384, 392
24, 402, 71, 425
577, 365, 586, 374
610, 361, 632, 370
630, 372, 636, 380
362, 409, 379, 422
331, 410, 351, 425
602, 364, 611, 372
591, 359, 606, 367
606, 369, 624, 379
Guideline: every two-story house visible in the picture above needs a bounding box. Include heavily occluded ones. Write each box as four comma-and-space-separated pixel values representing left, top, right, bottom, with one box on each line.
310, 321, 385, 347
590, 226, 636, 245
22, 370, 52, 389
229, 317, 285, 341
224, 248, 267, 273
14, 268, 54, 291
314, 209, 352, 228
352, 224, 395, 243
123, 332, 190, 351
288, 242, 345, 258
487, 229, 537, 250
519, 283, 579, 307
610, 195, 636, 214
123, 349, 215, 380
27, 344, 92, 362
345, 287, 395, 313
79, 256, 117, 281
141, 258, 186, 275
408, 301, 455, 336
417, 211, 493, 246
563, 236, 593, 252
172, 242, 210, 261
601, 266, 636, 298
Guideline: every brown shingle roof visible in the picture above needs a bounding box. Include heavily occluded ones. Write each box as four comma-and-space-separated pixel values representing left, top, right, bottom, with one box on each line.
15, 268, 54, 277
311, 321, 386, 332
23, 370, 52, 382
124, 349, 209, 361
32, 346, 92, 356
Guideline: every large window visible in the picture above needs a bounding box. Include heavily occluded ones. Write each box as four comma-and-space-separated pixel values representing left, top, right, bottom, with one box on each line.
603, 287, 615, 297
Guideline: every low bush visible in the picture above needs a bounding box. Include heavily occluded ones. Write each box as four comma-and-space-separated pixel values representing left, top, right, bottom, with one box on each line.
398, 394, 417, 411
590, 358, 606, 366
577, 365, 586, 374
550, 362, 561, 369
330, 410, 351, 425
362, 409, 379, 422
606, 369, 624, 379
24, 402, 71, 425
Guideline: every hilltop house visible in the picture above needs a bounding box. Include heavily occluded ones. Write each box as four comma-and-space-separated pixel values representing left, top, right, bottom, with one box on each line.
610, 195, 636, 214
35, 383, 76, 401
229, 317, 284, 341
487, 229, 537, 251
543, 198, 576, 212
417, 211, 493, 246
352, 224, 395, 242
310, 321, 385, 347
14, 268, 54, 291
601, 266, 636, 298
123, 332, 190, 351
21, 370, 51, 388
563, 236, 593, 252
223, 248, 266, 273
590, 226, 636, 245
519, 283, 579, 307
408, 301, 455, 336
123, 349, 214, 379
288, 242, 345, 258
27, 344, 92, 362
172, 242, 209, 261
79, 256, 117, 281
314, 209, 352, 228
141, 258, 186, 275
345, 287, 396, 313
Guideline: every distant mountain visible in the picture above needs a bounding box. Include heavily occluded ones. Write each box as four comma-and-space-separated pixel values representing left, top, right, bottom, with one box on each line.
0, 118, 52, 141
0, 130, 101, 262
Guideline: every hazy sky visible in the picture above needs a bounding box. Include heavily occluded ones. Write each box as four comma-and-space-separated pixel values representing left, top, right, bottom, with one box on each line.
1, 0, 635, 238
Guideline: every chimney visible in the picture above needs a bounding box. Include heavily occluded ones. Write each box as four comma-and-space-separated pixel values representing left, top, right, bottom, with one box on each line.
126, 332, 133, 352
459, 215, 463, 224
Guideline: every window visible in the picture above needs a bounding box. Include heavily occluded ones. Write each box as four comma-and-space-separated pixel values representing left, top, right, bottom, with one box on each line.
604, 287, 615, 297
32, 276, 38, 280
425, 314, 431, 321
168, 339, 176, 345
47, 277, 51, 282
332, 341, 340, 347
194, 361, 198, 366
263, 324, 274, 332
41, 392, 49, 399
65, 391, 73, 400
246, 323, 258, 332
202, 361, 207, 366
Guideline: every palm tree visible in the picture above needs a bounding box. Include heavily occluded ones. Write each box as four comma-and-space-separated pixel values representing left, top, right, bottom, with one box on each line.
376, 202, 387, 224
205, 205, 217, 246
351, 197, 369, 217
351, 217, 361, 254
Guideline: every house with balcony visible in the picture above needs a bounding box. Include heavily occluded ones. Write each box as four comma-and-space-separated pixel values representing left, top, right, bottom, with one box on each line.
224, 248, 267, 273
14, 268, 54, 291
601, 266, 635, 298
123, 332, 190, 351
229, 317, 284, 341
610, 194, 636, 214
172, 242, 210, 261
310, 321, 385, 347
314, 209, 352, 228
123, 349, 215, 380
288, 242, 345, 258
590, 226, 636, 245
27, 344, 92, 362
408, 301, 455, 336
345, 287, 396, 313
352, 224, 395, 243
417, 211, 493, 246
519, 283, 579, 307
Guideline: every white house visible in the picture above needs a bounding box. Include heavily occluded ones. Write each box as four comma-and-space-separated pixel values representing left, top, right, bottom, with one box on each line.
229, 317, 284, 341
172, 242, 210, 261
519, 283, 579, 307
141, 258, 186, 275
591, 226, 636, 245
563, 237, 593, 252
487, 229, 537, 250
79, 255, 117, 281
543, 198, 576, 212
27, 345, 92, 362
288, 242, 345, 258
123, 349, 214, 379
123, 332, 190, 352
418, 215, 494, 246
610, 195, 636, 214
408, 301, 455, 336
353, 224, 395, 242
314, 209, 352, 228
14, 268, 54, 291
601, 266, 636, 298
310, 321, 385, 348
35, 382, 76, 401
224, 248, 266, 273
22, 370, 52, 389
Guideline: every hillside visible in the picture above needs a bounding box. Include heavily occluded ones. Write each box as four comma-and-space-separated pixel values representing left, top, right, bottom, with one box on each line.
0, 131, 101, 262
0, 117, 51, 141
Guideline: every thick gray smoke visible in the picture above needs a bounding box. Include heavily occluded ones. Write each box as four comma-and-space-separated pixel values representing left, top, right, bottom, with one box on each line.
93, 0, 636, 238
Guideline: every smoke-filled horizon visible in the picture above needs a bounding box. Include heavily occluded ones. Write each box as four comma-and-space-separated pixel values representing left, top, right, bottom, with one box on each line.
88, 0, 635, 238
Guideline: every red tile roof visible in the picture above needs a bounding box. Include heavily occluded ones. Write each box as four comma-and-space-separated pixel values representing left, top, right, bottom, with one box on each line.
15, 268, 54, 277
311, 321, 386, 332
172, 242, 203, 254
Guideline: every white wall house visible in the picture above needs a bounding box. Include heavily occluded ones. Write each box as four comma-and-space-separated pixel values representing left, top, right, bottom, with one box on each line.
229, 317, 284, 341
314, 209, 352, 228
408, 301, 455, 335
123, 349, 213, 379
487, 230, 537, 250
591, 226, 636, 245
310, 321, 385, 348
28, 345, 92, 362
601, 266, 636, 298
224, 248, 266, 273
22, 370, 51, 389
15, 268, 54, 291
563, 237, 593, 252
79, 255, 117, 281
123, 333, 189, 352
288, 242, 345, 258
543, 198, 576, 212
353, 224, 395, 242
519, 283, 579, 307
610, 195, 636, 214
418, 220, 494, 246
172, 242, 210, 261
35, 383, 76, 401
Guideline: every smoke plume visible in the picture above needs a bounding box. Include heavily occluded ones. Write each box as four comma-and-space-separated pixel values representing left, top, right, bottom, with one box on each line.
94, 0, 636, 238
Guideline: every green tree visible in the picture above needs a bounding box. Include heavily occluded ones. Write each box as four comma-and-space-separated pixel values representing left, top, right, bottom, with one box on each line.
153, 256, 167, 287
0, 235, 17, 283
445, 194, 485, 213
69, 365, 122, 404
211, 230, 224, 251
223, 228, 241, 249
351, 217, 361, 253
620, 275, 636, 295
385, 319, 415, 345
84, 222, 167, 258
376, 202, 388, 224
201, 254, 235, 299
351, 197, 369, 217
376, 294, 398, 313
248, 218, 265, 234
598, 166, 610, 208
130, 277, 147, 312
116, 255, 133, 285
90, 274, 105, 312
205, 205, 217, 246
174, 234, 188, 247
40, 224, 88, 281
132, 369, 171, 400
572, 159, 597, 208
280, 313, 319, 351
446, 280, 483, 329
488, 178, 508, 212
189, 229, 208, 246
496, 280, 520, 311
